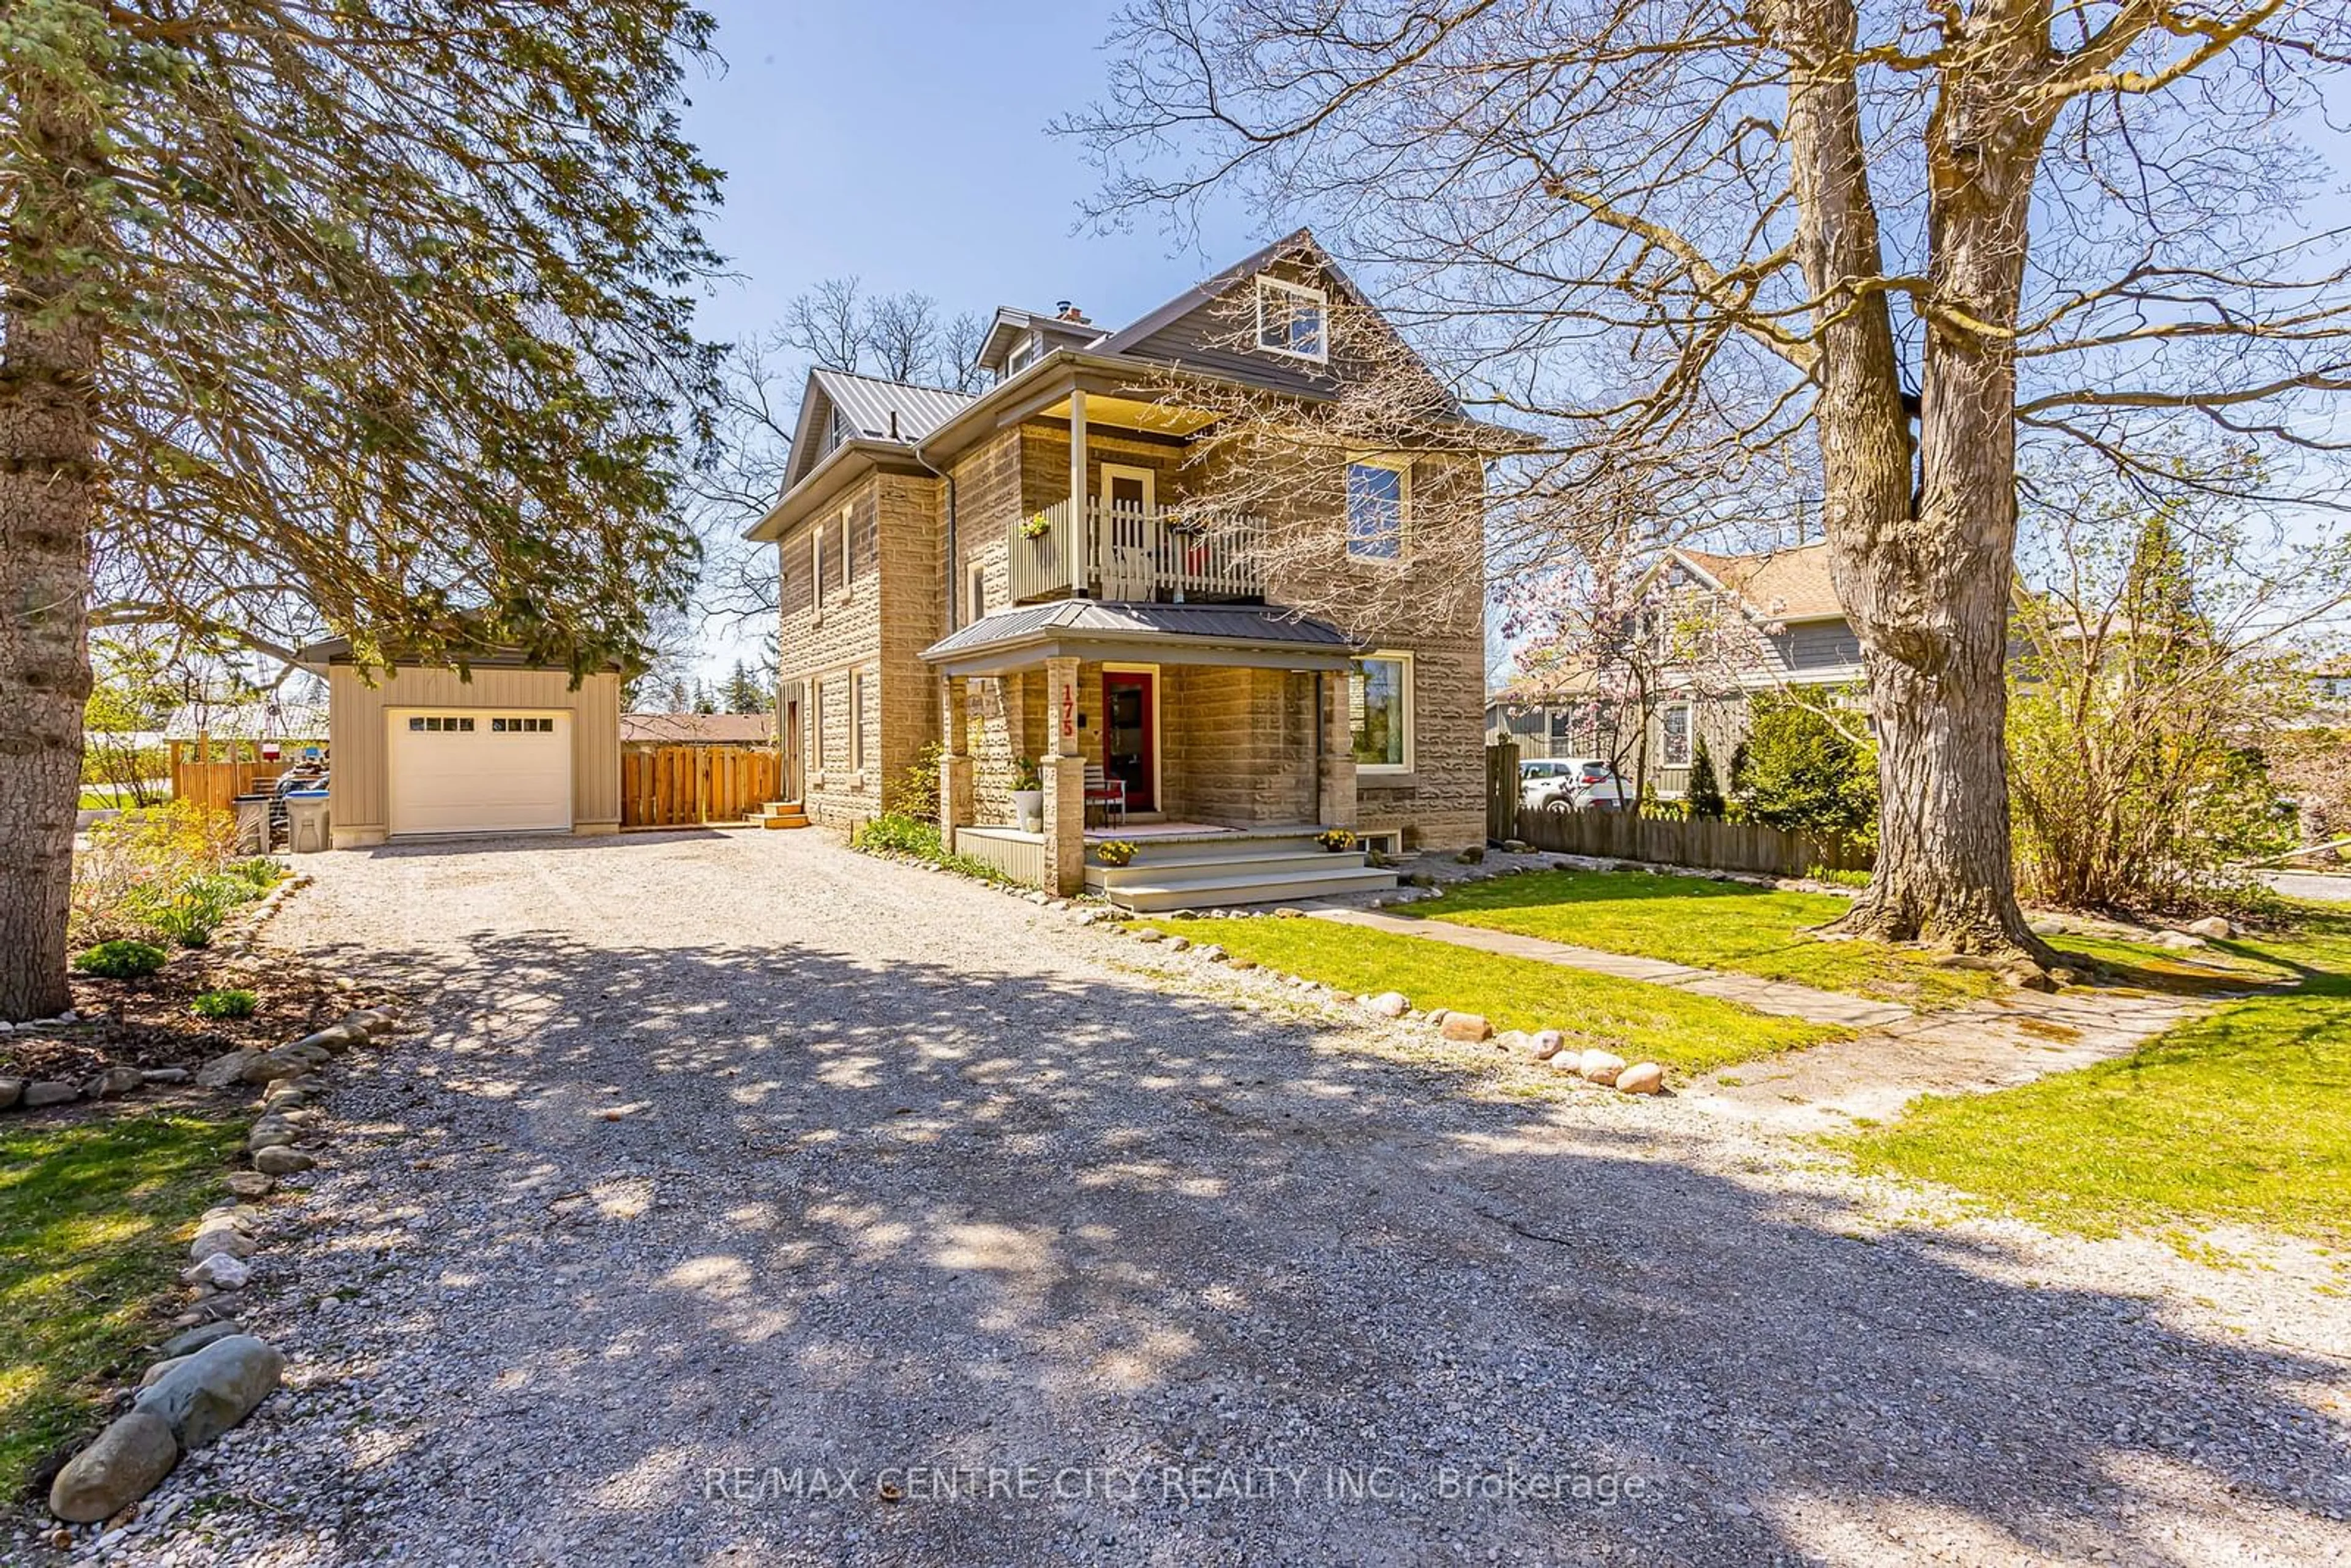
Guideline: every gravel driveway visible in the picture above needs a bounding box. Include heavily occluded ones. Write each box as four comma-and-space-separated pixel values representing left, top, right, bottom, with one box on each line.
70, 831, 2351, 1566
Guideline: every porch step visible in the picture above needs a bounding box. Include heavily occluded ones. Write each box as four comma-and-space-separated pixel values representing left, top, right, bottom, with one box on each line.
1090, 847, 1357, 888
755, 800, 810, 830
1095, 861, 1399, 913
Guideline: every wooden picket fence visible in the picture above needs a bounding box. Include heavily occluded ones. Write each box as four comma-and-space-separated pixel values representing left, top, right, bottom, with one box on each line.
1485, 741, 1871, 878
620, 745, 779, 828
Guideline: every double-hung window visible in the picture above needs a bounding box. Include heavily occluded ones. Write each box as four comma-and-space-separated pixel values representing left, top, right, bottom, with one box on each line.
1662, 704, 1692, 768
1255, 277, 1327, 361
1346, 456, 1409, 563
1349, 651, 1413, 773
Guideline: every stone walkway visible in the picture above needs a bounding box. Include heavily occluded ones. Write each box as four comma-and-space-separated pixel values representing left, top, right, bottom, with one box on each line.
1308, 906, 1914, 1028
1677, 985, 2214, 1133
1305, 904, 2218, 1135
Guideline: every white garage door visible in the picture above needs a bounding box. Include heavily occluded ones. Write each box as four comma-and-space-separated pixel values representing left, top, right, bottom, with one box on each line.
388, 711, 571, 836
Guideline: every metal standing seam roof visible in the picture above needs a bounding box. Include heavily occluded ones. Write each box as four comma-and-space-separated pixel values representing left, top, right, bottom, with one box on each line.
920, 600, 1360, 664
808, 367, 974, 444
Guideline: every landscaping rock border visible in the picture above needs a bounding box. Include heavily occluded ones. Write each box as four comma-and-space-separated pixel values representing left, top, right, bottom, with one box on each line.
39, 996, 404, 1536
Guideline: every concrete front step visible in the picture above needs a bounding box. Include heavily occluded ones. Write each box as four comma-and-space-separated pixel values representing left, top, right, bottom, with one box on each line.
1090, 847, 1357, 888
1098, 862, 1398, 912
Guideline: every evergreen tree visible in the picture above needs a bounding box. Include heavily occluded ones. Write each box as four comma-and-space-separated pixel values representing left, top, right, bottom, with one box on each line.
1, 2, 724, 1017
1685, 739, 1726, 819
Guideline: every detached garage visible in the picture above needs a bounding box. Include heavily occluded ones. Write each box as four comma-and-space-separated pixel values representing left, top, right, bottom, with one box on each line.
297, 639, 623, 847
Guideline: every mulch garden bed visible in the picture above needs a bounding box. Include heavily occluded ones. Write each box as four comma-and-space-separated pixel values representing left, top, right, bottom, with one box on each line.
0, 952, 344, 1091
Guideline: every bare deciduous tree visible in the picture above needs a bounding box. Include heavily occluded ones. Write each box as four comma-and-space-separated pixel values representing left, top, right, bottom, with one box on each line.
1064, 0, 2351, 961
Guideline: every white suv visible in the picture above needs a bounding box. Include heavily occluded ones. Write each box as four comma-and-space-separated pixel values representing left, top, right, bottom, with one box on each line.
1520, 757, 1628, 811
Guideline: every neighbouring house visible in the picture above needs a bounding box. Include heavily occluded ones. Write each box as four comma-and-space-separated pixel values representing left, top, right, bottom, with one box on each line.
750, 230, 1512, 903
620, 711, 778, 748
296, 637, 624, 846
1495, 540, 1865, 799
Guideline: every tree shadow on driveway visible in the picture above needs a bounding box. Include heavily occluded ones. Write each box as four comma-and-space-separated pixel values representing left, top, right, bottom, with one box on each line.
262, 920, 2351, 1568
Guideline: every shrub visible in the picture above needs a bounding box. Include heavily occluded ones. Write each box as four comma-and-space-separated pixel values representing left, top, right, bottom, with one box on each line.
891, 742, 945, 821
70, 801, 239, 945
225, 857, 286, 890
1805, 864, 1873, 890
852, 809, 1018, 884
191, 988, 258, 1019
143, 874, 247, 949
853, 810, 947, 859
1732, 689, 1879, 844
73, 939, 169, 980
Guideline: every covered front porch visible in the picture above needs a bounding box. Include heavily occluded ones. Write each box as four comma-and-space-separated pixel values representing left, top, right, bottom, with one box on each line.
923, 601, 1386, 900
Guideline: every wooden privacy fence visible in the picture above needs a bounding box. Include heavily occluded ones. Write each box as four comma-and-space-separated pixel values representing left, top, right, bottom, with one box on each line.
1486, 742, 1872, 878
169, 738, 327, 812
621, 745, 779, 828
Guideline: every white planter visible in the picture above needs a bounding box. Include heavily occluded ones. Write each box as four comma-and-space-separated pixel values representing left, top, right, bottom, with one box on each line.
1010, 789, 1044, 832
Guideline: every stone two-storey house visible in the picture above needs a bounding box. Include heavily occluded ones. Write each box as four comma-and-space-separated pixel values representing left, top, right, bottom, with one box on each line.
749, 231, 1513, 906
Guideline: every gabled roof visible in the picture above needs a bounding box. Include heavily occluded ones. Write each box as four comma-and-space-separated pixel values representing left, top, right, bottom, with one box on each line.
1092, 228, 1378, 358
1672, 542, 1847, 623
782, 367, 975, 490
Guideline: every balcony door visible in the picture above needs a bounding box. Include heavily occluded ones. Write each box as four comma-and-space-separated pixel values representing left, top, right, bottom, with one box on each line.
1102, 667, 1157, 812
1098, 466, 1157, 602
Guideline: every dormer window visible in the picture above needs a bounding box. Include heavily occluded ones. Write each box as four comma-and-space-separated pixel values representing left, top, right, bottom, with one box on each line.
1256, 276, 1327, 362
1002, 334, 1039, 378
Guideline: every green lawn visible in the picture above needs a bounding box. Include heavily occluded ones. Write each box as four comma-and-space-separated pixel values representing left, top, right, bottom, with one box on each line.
1841, 909, 2351, 1241
1134, 916, 1844, 1071
1406, 869, 2274, 1009
0, 1112, 246, 1501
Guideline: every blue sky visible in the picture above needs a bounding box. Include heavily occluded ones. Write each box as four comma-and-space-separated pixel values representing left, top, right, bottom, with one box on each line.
681, 1, 1259, 351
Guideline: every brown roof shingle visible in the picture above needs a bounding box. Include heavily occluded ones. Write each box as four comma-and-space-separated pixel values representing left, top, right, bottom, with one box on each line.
1677, 541, 1846, 621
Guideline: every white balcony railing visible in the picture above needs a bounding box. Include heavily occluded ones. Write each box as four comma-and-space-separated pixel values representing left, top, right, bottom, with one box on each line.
1005, 500, 1266, 606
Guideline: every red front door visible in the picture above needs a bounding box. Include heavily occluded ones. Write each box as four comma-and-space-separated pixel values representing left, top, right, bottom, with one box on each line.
1103, 672, 1155, 812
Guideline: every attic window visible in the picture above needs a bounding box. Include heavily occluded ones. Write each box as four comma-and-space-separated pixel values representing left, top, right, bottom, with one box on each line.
1256, 277, 1327, 362
1003, 334, 1039, 378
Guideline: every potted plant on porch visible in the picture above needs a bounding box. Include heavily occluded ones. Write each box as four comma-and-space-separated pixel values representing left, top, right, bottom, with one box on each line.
1011, 757, 1044, 832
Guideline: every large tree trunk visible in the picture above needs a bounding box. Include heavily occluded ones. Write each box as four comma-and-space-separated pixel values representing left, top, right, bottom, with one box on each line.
1770, 0, 2053, 958
0, 36, 103, 1021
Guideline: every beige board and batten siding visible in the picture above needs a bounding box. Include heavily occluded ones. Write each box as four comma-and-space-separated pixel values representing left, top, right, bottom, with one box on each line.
324, 663, 622, 847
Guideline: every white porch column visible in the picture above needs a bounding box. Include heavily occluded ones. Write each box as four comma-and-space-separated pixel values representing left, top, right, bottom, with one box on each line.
1067, 388, 1088, 597
1039, 655, 1086, 895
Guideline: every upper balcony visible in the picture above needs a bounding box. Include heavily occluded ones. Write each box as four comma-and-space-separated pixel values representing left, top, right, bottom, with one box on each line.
1007, 500, 1267, 606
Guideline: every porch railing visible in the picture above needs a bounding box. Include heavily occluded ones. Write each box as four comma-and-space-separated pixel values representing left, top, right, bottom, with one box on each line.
1005, 500, 1267, 605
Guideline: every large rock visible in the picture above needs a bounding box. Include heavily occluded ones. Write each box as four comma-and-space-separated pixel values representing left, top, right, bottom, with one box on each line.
1577, 1049, 1628, 1086
1528, 1029, 1567, 1062
290, 1022, 365, 1056
224, 1171, 274, 1200
340, 1008, 397, 1037
187, 1226, 255, 1263
182, 1253, 252, 1290
252, 1146, 314, 1176
2184, 916, 2233, 940
0, 1077, 23, 1111
132, 1335, 283, 1449
1364, 991, 1410, 1018
23, 1081, 79, 1108
93, 1065, 145, 1099
1616, 1062, 1665, 1095
2153, 929, 2206, 951
246, 1120, 298, 1152
47, 1411, 179, 1523
1439, 1012, 1493, 1043
195, 1051, 262, 1089
159, 1321, 242, 1358
239, 1050, 312, 1085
